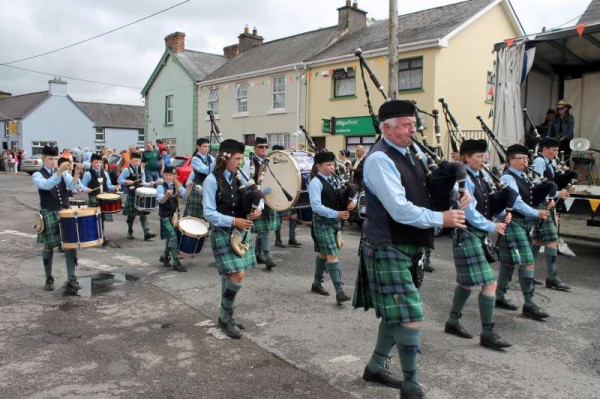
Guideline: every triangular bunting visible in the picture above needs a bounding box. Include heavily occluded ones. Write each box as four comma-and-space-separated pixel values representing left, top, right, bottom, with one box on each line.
377, 57, 383, 65
564, 197, 576, 212
506, 38, 515, 47
488, 108, 494, 118
576, 24, 586, 37
488, 87, 494, 96
315, 72, 320, 77
590, 199, 600, 212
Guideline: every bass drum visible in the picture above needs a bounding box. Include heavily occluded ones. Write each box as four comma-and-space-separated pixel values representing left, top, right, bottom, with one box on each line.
261, 151, 314, 211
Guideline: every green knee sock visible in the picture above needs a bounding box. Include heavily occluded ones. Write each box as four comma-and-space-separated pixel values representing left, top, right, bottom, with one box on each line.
519, 268, 535, 306
545, 247, 558, 280
325, 261, 343, 294
163, 240, 170, 258
479, 293, 496, 337
289, 219, 297, 241
313, 257, 327, 285
275, 229, 282, 241
168, 240, 179, 264
64, 250, 77, 280
531, 244, 541, 260
221, 277, 226, 295
367, 320, 396, 372
496, 263, 514, 299
395, 325, 421, 391
220, 279, 242, 322
448, 286, 471, 325
42, 250, 53, 278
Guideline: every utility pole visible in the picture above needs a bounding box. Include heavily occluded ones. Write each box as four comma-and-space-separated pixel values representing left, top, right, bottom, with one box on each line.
388, 0, 399, 99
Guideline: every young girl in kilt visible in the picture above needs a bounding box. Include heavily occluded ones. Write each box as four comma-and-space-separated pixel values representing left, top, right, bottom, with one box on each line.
157, 166, 191, 272
308, 151, 356, 305
32, 146, 82, 294
81, 153, 120, 246
117, 152, 156, 240
203, 139, 262, 339
444, 139, 512, 350
184, 138, 215, 220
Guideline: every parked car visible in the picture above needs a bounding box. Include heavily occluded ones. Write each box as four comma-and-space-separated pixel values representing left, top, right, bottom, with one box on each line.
21, 154, 43, 175
172, 156, 191, 185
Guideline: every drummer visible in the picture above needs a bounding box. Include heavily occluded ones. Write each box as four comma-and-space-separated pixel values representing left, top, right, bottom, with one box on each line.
184, 138, 215, 220
272, 144, 301, 248
118, 152, 157, 240
81, 153, 120, 246
33, 146, 83, 294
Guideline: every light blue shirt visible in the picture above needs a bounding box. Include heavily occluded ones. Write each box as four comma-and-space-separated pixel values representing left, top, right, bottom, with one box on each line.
81, 169, 116, 193
117, 165, 148, 187
464, 166, 496, 233
533, 156, 560, 199
185, 153, 215, 186
308, 173, 341, 219
32, 166, 81, 192
500, 167, 539, 218
157, 181, 187, 203
363, 138, 444, 229
83, 151, 93, 162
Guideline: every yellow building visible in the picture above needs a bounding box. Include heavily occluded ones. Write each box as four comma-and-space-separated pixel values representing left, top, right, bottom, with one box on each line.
305, 0, 524, 155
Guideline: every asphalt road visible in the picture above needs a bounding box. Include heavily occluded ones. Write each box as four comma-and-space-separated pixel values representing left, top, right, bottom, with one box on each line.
1, 173, 599, 399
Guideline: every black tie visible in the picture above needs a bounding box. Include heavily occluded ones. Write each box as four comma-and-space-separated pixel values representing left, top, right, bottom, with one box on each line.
404, 151, 414, 166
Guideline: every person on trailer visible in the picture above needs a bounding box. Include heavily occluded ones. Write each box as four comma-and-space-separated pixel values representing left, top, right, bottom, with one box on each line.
157, 166, 191, 272
33, 146, 83, 294
118, 152, 156, 241
271, 144, 301, 248
203, 139, 262, 339
81, 153, 120, 246
184, 138, 215, 220
444, 139, 512, 351
495, 144, 551, 321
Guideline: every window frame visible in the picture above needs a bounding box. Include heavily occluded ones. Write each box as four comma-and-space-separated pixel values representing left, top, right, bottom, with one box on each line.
137, 129, 145, 144
95, 127, 105, 143
332, 68, 356, 98
272, 76, 285, 110
266, 133, 290, 149
236, 83, 248, 113
345, 135, 376, 154
165, 95, 174, 125
31, 141, 58, 156
207, 88, 219, 116
398, 57, 423, 92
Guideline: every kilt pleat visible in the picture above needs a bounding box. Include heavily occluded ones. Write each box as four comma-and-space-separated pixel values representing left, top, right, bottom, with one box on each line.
183, 188, 204, 219
122, 194, 149, 217
160, 217, 178, 241
211, 227, 256, 276
311, 214, 340, 256
37, 209, 61, 249
532, 207, 558, 243
453, 228, 496, 286
497, 218, 534, 266
252, 206, 281, 234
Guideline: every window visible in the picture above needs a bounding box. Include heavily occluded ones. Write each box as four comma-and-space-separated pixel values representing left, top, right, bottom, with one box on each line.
243, 134, 255, 146
272, 76, 285, 109
266, 133, 290, 149
165, 95, 174, 125
137, 129, 145, 143
398, 57, 423, 91
208, 88, 219, 115
236, 83, 248, 113
162, 138, 177, 154
95, 127, 105, 142
346, 136, 376, 154
486, 71, 495, 102
31, 141, 57, 156
333, 68, 356, 97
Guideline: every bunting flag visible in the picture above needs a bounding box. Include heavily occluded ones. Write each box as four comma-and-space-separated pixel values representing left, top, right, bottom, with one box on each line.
506, 38, 515, 47
576, 24, 586, 37
315, 71, 320, 77
289, 77, 293, 83
328, 68, 334, 76
295, 74, 299, 80
590, 199, 600, 213
377, 57, 384, 65
488, 107, 494, 118
488, 87, 495, 97
564, 198, 576, 212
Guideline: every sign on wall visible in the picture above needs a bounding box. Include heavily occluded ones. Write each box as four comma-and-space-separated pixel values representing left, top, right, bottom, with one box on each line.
322, 116, 376, 136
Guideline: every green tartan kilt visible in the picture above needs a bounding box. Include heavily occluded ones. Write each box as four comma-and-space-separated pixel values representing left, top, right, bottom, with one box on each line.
122, 193, 149, 217
183, 188, 204, 219
251, 206, 281, 234
453, 228, 497, 287
497, 218, 534, 266
89, 196, 113, 222
160, 216, 178, 242
311, 214, 340, 256
361, 242, 424, 324
278, 208, 294, 218
36, 209, 62, 249
532, 207, 558, 243
211, 227, 256, 276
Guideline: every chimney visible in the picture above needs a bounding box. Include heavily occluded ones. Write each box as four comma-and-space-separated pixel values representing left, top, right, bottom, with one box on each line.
238, 25, 264, 53
223, 44, 240, 58
48, 77, 67, 97
165, 32, 186, 53
337, 1, 367, 34
0, 91, 11, 100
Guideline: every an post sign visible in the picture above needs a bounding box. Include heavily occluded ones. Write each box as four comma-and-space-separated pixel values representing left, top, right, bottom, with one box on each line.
321, 116, 376, 136
8, 120, 18, 135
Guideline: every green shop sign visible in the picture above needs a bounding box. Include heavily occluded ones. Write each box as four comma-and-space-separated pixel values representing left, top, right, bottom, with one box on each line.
321, 116, 377, 136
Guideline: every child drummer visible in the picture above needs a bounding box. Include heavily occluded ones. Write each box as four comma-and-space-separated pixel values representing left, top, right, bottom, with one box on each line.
308, 151, 356, 305
157, 165, 192, 272
81, 153, 120, 246
117, 152, 156, 240
32, 146, 83, 294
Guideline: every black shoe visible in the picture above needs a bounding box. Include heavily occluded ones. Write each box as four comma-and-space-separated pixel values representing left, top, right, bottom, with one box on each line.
480, 333, 512, 351
533, 278, 543, 286
265, 257, 277, 271
400, 385, 427, 399
144, 232, 156, 241
522, 304, 549, 321
127, 230, 134, 239
275, 239, 286, 248
172, 262, 187, 272
288, 239, 302, 247
336, 290, 351, 305
311, 283, 330, 296
424, 264, 434, 273
362, 365, 403, 389
44, 277, 54, 291
218, 318, 243, 339
444, 322, 473, 339
64, 279, 80, 295
546, 278, 571, 291
102, 239, 109, 247
256, 253, 266, 264
495, 297, 518, 311
159, 255, 171, 268
67, 278, 81, 290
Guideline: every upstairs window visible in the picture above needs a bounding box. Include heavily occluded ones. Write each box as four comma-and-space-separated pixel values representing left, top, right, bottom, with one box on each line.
95, 127, 105, 142
236, 83, 248, 113
333, 68, 356, 98
272, 76, 285, 109
398, 57, 423, 91
208, 88, 219, 115
165, 95, 174, 125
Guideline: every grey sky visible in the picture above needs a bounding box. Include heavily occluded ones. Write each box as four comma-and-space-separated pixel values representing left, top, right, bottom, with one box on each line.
0, 0, 592, 105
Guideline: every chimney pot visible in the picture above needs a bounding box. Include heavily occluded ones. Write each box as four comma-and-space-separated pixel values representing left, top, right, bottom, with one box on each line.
252, 27, 257, 35
244, 24, 249, 34
346, 0, 351, 6
164, 32, 186, 53
352, 1, 358, 9
238, 25, 264, 53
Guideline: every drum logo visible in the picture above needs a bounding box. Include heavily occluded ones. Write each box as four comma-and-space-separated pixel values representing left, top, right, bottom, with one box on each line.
272, 156, 289, 164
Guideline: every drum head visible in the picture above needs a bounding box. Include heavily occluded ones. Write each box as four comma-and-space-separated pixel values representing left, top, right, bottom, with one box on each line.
136, 187, 157, 195
178, 217, 209, 237
262, 151, 313, 210
97, 193, 119, 200
59, 207, 100, 218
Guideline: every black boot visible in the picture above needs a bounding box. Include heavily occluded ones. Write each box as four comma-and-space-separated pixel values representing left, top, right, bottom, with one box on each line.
256, 253, 266, 264
495, 297, 518, 311
144, 232, 157, 240
444, 321, 473, 339
127, 229, 134, 239
64, 278, 80, 295
480, 333, 512, 351
311, 283, 330, 296
363, 357, 403, 389
44, 277, 55, 291
336, 289, 351, 305
288, 238, 302, 247
400, 385, 427, 399
522, 303, 549, 321
159, 255, 171, 267
265, 254, 277, 271
546, 277, 571, 291
172, 260, 187, 272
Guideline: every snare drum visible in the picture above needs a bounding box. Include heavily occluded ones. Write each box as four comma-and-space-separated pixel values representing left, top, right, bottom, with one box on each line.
69, 198, 88, 208
261, 151, 314, 211
96, 193, 122, 214
135, 187, 158, 211
59, 207, 103, 249
177, 217, 209, 256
